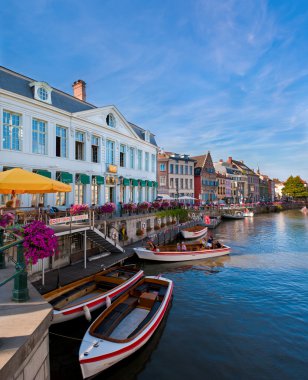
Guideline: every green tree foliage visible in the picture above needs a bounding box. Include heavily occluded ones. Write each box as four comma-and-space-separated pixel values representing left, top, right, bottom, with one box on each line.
282, 176, 308, 198
156, 208, 190, 223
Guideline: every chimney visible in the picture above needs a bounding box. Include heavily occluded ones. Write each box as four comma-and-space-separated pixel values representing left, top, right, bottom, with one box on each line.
72, 80, 86, 101
227, 156, 232, 164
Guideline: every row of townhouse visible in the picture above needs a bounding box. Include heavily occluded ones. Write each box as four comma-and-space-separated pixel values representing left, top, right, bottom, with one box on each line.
157, 150, 276, 204
0, 66, 158, 209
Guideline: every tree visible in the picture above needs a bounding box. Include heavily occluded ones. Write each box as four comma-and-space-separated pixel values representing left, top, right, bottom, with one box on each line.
282, 176, 308, 198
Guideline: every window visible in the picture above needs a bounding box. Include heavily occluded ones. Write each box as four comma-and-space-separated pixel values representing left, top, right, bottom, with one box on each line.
185, 179, 188, 189
56, 192, 67, 206
170, 178, 174, 188
91, 135, 100, 163
106, 113, 116, 128
3, 110, 22, 151
189, 166, 193, 175
151, 154, 156, 173
38, 87, 48, 100
56, 126, 68, 158
175, 165, 179, 174
75, 183, 84, 204
75, 131, 84, 160
160, 163, 166, 171
190, 179, 193, 189
170, 164, 174, 174
32, 118, 47, 154
160, 176, 166, 186
130, 147, 135, 169
120, 144, 126, 167
145, 152, 149, 171
185, 165, 188, 175
180, 178, 183, 189
180, 165, 184, 174
106, 140, 115, 164
91, 177, 100, 205
175, 178, 179, 191
137, 150, 142, 170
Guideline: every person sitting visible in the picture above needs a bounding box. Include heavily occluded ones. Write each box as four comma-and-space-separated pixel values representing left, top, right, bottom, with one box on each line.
200, 238, 206, 248
176, 242, 181, 251
206, 235, 213, 249
215, 240, 222, 248
147, 240, 155, 251
181, 242, 187, 251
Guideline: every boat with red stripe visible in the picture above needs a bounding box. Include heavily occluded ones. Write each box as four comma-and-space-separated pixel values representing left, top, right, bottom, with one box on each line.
79, 276, 173, 379
43, 266, 144, 324
181, 224, 208, 239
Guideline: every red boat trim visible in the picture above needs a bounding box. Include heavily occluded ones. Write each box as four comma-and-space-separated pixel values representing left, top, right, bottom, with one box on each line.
153, 247, 230, 256
61, 271, 144, 316
80, 282, 173, 364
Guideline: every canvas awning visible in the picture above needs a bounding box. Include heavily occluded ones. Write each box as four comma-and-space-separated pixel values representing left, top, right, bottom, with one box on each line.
132, 179, 139, 186
77, 173, 90, 185
35, 169, 51, 178
94, 175, 104, 185
147, 180, 153, 187
123, 178, 130, 186
59, 171, 73, 184
139, 180, 147, 187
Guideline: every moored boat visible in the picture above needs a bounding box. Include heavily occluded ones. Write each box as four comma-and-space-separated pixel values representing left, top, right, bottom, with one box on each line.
43, 266, 144, 324
79, 276, 173, 379
181, 225, 208, 239
134, 241, 230, 262
221, 211, 244, 220
243, 208, 254, 217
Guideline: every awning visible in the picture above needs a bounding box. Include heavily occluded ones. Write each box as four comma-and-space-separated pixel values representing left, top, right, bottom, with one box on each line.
153, 181, 158, 188
94, 175, 104, 185
35, 169, 51, 178
139, 180, 146, 187
132, 179, 139, 186
123, 178, 130, 186
77, 173, 90, 185
147, 180, 153, 187
59, 171, 73, 184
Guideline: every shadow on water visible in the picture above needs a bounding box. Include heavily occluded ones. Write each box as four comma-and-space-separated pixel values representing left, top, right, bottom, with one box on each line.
50, 303, 172, 380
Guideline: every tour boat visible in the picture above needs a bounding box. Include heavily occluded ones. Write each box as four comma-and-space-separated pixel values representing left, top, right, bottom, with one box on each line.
134, 242, 231, 262
181, 225, 208, 239
203, 215, 222, 228
79, 276, 173, 379
43, 266, 144, 324
221, 211, 245, 220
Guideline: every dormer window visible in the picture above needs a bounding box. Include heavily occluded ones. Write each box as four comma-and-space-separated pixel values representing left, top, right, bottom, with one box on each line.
29, 81, 52, 104
106, 113, 116, 128
144, 130, 150, 142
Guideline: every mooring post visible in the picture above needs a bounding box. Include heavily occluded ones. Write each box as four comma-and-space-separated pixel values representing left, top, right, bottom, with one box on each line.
12, 242, 29, 302
0, 229, 5, 269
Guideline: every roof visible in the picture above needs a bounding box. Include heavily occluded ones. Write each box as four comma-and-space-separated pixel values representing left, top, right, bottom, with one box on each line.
191, 154, 207, 168
0, 66, 96, 113
0, 66, 157, 146
232, 159, 255, 175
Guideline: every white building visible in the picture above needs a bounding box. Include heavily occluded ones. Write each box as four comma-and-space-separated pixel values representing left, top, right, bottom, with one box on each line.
0, 67, 158, 208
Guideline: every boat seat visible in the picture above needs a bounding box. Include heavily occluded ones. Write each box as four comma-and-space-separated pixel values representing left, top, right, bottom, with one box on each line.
127, 301, 161, 338
95, 281, 119, 290
134, 283, 148, 293
49, 281, 95, 307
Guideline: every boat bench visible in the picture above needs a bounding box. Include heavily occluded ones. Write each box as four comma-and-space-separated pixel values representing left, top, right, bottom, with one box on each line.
49, 281, 96, 307
134, 284, 167, 298
127, 301, 161, 338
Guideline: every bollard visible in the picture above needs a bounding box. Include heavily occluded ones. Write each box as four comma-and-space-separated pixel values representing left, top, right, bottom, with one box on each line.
0, 229, 5, 269
12, 243, 29, 302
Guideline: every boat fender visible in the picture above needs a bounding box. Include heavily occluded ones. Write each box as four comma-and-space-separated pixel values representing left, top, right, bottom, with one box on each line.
106, 296, 111, 308
83, 305, 92, 321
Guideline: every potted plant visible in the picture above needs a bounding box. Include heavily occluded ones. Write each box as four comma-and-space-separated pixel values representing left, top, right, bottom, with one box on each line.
70, 204, 89, 216
136, 228, 144, 236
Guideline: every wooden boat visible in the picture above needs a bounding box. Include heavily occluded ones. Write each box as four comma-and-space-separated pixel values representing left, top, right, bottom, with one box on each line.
181, 225, 208, 239
221, 211, 244, 220
79, 276, 173, 379
43, 266, 144, 324
134, 241, 231, 262
203, 215, 221, 228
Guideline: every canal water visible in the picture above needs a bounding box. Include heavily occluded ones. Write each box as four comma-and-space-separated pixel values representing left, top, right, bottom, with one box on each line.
50, 210, 308, 380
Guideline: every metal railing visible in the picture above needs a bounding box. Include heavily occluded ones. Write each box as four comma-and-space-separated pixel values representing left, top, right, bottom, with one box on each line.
0, 227, 29, 302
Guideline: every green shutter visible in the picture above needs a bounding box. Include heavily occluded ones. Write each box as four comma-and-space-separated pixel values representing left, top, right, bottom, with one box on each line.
36, 169, 51, 178
123, 178, 130, 186
147, 180, 153, 187
78, 173, 90, 184
59, 172, 73, 184
132, 179, 139, 186
95, 175, 104, 185
140, 180, 146, 187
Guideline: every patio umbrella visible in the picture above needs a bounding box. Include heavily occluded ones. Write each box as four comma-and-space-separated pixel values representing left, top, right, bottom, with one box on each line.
0, 168, 71, 195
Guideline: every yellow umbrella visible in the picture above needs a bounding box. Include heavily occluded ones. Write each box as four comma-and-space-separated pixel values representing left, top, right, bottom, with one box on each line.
0, 168, 72, 194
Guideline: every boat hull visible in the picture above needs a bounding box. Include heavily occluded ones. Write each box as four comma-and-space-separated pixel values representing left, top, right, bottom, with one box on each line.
79, 276, 173, 379
243, 212, 254, 217
134, 246, 230, 262
221, 214, 244, 220
181, 226, 208, 239
48, 270, 144, 324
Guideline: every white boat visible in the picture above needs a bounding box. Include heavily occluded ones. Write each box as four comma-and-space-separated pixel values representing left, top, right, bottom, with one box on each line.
43, 266, 144, 324
181, 225, 208, 239
221, 211, 245, 220
134, 242, 231, 262
242, 209, 254, 217
301, 206, 308, 214
79, 276, 173, 379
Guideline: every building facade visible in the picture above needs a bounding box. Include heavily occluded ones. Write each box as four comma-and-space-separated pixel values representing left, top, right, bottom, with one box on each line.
192, 152, 218, 203
157, 151, 195, 199
0, 66, 158, 208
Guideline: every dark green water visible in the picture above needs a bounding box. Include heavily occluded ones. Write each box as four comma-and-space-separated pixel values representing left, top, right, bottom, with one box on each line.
50, 210, 308, 380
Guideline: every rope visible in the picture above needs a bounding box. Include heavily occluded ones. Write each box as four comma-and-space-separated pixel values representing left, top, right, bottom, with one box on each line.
49, 331, 83, 341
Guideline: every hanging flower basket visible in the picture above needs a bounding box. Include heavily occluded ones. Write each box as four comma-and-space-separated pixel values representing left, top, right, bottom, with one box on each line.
70, 204, 89, 216
98, 202, 116, 214
0, 212, 15, 228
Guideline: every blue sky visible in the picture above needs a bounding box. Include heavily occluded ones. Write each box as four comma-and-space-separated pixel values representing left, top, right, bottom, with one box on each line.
1, 0, 308, 180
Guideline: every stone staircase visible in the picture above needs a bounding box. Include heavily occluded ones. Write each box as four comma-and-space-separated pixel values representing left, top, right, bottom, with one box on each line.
85, 227, 125, 256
